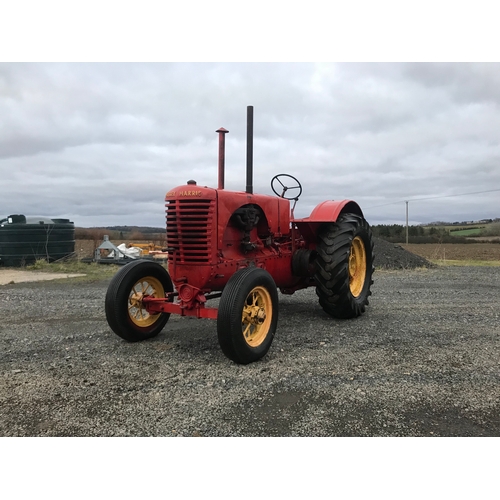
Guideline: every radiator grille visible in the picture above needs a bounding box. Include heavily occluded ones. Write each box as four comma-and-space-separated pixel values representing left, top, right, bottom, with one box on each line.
166, 199, 215, 263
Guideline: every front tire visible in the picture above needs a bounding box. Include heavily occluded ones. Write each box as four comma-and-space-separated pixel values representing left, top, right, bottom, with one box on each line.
315, 213, 374, 318
105, 260, 173, 342
217, 266, 279, 364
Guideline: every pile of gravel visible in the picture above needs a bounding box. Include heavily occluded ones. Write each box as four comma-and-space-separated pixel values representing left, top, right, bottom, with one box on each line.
373, 237, 434, 270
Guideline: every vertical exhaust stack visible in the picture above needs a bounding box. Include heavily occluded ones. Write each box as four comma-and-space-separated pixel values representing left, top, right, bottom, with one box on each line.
246, 105, 253, 194
216, 127, 228, 190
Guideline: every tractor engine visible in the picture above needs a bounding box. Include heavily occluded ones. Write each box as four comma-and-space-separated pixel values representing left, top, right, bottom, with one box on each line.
164, 180, 302, 298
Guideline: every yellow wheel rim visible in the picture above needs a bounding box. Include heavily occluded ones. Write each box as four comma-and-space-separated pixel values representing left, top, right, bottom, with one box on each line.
241, 286, 272, 347
128, 276, 165, 327
349, 236, 367, 298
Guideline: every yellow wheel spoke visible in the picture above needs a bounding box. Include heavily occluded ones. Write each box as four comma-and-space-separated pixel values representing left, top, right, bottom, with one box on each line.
243, 323, 253, 338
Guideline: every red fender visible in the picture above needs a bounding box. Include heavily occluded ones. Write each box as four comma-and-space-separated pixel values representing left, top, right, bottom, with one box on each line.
293, 200, 364, 243
307, 200, 363, 221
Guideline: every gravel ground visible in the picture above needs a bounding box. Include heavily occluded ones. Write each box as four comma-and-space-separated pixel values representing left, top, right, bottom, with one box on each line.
1, 263, 499, 437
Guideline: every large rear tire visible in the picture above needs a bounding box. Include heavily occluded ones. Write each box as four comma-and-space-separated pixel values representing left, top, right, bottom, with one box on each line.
315, 213, 374, 318
105, 260, 173, 342
217, 266, 279, 364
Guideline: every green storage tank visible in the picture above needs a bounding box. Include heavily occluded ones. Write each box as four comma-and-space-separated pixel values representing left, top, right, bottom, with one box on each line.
0, 214, 75, 267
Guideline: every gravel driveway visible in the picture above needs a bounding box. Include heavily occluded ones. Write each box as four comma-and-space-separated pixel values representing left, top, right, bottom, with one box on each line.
1, 265, 499, 436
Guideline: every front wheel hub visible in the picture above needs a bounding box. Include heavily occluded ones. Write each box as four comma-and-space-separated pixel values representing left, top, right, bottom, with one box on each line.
242, 286, 272, 347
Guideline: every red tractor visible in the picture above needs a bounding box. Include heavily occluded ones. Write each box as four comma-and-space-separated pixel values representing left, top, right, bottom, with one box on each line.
105, 106, 374, 364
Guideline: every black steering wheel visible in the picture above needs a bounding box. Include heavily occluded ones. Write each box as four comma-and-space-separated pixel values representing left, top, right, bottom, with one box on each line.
271, 174, 303, 200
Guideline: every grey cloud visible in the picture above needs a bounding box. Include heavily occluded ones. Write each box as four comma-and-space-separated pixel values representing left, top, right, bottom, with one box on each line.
1, 62, 499, 227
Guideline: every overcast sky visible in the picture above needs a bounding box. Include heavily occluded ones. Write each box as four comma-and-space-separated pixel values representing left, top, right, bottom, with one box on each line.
1, 61, 499, 227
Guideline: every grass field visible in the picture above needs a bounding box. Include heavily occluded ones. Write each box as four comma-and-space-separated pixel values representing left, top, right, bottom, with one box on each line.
401, 242, 500, 265
11, 240, 500, 276
27, 256, 121, 280
448, 228, 484, 237
76, 239, 500, 266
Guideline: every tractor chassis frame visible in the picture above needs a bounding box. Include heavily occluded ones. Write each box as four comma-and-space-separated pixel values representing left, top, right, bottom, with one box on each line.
143, 295, 219, 319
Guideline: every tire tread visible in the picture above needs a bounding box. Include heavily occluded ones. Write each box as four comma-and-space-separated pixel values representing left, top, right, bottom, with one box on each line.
105, 260, 173, 342
217, 266, 278, 364
315, 213, 375, 319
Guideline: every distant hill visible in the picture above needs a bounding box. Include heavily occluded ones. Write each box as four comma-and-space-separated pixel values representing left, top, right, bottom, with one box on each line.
74, 226, 166, 241
81, 226, 165, 233
106, 226, 165, 233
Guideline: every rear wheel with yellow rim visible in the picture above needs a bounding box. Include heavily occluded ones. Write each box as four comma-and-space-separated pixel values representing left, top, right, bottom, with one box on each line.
217, 266, 278, 364
315, 214, 374, 319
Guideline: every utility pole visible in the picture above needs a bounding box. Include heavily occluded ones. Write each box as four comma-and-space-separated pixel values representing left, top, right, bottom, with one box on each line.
405, 201, 409, 244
